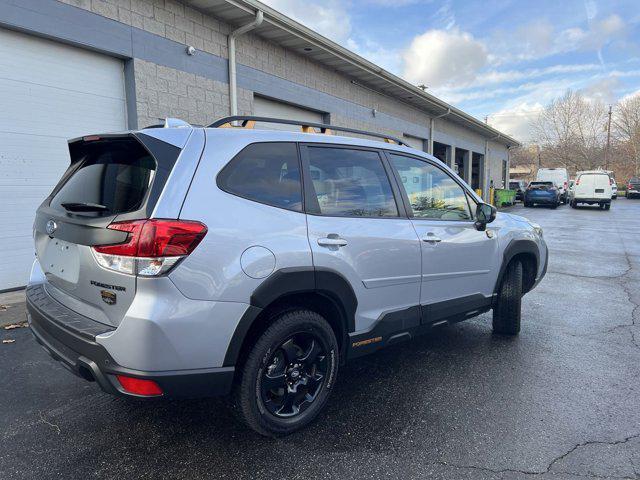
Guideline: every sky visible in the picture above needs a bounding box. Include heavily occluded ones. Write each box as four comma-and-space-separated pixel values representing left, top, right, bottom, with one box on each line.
260, 0, 640, 143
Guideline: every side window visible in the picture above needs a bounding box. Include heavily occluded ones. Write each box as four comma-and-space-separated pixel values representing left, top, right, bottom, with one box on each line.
388, 153, 472, 220
217, 142, 302, 211
305, 147, 398, 217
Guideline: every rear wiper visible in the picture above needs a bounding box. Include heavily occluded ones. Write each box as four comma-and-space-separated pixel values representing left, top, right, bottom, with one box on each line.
60, 202, 110, 212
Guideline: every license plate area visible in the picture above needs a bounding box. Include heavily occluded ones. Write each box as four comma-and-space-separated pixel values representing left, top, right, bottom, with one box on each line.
42, 238, 80, 284
595, 189, 604, 193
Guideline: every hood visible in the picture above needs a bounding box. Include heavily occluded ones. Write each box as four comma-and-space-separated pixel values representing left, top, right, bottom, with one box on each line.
496, 212, 532, 224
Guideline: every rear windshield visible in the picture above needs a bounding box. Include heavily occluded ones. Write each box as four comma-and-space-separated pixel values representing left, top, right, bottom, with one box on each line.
50, 138, 156, 215
529, 182, 553, 187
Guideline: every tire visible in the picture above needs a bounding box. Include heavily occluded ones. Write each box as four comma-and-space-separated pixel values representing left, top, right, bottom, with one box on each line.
493, 260, 523, 335
524, 202, 532, 207
232, 309, 339, 437
605, 203, 611, 210
551, 202, 558, 209
570, 199, 577, 208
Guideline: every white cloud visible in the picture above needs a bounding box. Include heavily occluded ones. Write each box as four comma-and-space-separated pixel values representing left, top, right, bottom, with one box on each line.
402, 29, 487, 88
487, 103, 544, 142
580, 77, 622, 104
260, 0, 352, 43
488, 14, 628, 66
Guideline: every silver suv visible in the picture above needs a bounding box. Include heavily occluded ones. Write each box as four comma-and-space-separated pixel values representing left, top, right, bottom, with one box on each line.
26, 117, 547, 436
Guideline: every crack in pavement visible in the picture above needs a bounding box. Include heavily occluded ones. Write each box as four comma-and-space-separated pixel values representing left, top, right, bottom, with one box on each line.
612, 211, 640, 351
37, 411, 61, 435
432, 433, 640, 479
547, 269, 633, 280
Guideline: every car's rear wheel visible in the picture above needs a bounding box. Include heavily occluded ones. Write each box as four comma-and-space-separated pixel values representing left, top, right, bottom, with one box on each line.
233, 309, 338, 436
493, 260, 522, 335
604, 203, 611, 210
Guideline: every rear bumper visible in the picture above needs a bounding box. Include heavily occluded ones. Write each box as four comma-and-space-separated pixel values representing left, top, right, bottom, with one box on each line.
26, 284, 234, 398
573, 197, 610, 204
525, 195, 557, 204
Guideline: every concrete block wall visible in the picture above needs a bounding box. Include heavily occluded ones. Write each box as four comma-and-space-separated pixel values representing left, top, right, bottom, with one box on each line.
55, 0, 509, 191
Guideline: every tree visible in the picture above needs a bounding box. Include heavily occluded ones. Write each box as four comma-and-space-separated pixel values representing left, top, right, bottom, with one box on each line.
613, 93, 640, 176
533, 90, 608, 171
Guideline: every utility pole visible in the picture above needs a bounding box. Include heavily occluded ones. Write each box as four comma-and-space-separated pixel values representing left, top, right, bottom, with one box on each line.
605, 104, 612, 170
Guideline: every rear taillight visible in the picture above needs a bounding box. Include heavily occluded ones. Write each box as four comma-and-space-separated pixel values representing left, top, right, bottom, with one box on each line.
92, 219, 207, 276
564, 181, 568, 189
576, 179, 580, 186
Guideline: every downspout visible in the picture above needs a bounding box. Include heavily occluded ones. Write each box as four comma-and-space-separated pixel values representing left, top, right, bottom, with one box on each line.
484, 134, 501, 201
228, 10, 264, 117
429, 108, 451, 156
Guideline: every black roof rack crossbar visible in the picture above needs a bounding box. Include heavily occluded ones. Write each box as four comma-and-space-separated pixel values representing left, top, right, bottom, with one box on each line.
208, 116, 411, 147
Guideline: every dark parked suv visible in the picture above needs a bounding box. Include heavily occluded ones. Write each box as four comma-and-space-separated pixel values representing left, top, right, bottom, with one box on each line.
524, 181, 560, 208
627, 177, 640, 199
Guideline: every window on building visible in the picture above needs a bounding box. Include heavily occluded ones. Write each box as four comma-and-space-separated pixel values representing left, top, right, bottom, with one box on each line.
217, 142, 302, 211
305, 147, 398, 217
388, 153, 472, 221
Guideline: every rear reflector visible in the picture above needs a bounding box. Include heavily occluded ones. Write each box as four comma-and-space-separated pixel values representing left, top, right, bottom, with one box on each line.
116, 375, 163, 396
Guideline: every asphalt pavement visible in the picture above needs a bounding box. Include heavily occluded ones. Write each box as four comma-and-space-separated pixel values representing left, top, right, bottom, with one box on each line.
1, 198, 639, 479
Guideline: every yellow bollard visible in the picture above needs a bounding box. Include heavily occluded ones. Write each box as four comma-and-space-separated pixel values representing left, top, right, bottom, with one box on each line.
489, 187, 495, 206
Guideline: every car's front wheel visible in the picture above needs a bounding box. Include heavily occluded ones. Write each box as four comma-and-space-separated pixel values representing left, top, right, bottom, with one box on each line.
233, 309, 339, 436
493, 260, 523, 335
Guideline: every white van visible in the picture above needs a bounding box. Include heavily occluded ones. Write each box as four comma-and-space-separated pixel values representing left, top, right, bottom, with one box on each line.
536, 168, 569, 204
569, 171, 612, 210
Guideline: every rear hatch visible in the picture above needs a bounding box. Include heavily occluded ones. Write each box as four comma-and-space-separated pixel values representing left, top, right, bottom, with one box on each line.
575, 173, 610, 199
33, 133, 182, 327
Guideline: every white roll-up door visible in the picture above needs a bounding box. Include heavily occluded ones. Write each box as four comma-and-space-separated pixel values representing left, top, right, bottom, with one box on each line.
254, 96, 324, 131
0, 28, 127, 290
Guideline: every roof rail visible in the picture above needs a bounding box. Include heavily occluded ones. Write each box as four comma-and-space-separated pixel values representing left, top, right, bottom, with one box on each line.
208, 116, 411, 147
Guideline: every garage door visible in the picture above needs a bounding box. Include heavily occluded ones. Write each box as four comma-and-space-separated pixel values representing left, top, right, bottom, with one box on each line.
403, 134, 426, 151
254, 96, 324, 131
0, 28, 127, 290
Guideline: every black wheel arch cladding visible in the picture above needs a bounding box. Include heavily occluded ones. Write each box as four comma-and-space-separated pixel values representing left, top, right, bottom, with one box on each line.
494, 239, 540, 296
223, 267, 357, 367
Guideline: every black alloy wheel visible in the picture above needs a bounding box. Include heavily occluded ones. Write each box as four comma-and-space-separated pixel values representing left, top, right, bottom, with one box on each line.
260, 332, 328, 418
232, 309, 338, 436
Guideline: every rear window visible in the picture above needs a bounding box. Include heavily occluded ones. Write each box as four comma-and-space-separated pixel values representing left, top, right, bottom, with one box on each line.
217, 142, 302, 212
529, 182, 553, 187
50, 138, 156, 215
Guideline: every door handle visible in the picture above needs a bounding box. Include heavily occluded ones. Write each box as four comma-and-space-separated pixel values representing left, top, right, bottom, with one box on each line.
318, 236, 348, 247
422, 233, 442, 243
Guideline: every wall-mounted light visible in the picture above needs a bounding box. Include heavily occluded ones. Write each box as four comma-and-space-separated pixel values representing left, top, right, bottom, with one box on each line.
186, 45, 196, 56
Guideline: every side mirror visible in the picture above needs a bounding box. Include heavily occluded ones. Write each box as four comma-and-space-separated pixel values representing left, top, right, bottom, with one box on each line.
475, 203, 497, 231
